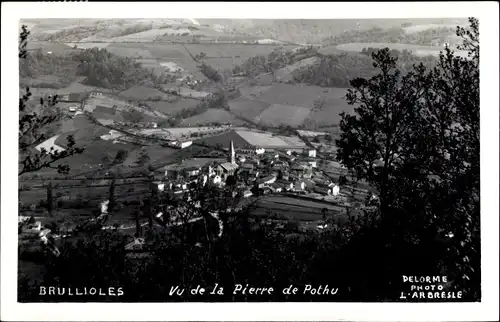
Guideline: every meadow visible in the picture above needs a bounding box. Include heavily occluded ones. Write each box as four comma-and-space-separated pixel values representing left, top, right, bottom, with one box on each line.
328, 42, 469, 58
118, 85, 175, 101
228, 97, 271, 120
251, 195, 346, 222
181, 109, 244, 126
255, 104, 311, 127
144, 98, 200, 116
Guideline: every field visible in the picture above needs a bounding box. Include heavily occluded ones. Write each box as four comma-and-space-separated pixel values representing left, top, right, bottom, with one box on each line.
185, 44, 297, 65
144, 98, 200, 116
251, 195, 347, 223
118, 85, 174, 101
402, 23, 467, 34
228, 97, 271, 120
154, 126, 232, 139
109, 28, 179, 42
227, 84, 352, 128
274, 56, 320, 82
67, 42, 110, 49
329, 42, 469, 58
26, 41, 77, 55
105, 44, 154, 58
83, 94, 167, 119
255, 104, 311, 127
181, 109, 244, 126
136, 58, 159, 69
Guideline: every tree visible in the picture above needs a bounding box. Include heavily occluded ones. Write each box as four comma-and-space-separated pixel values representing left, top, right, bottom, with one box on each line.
108, 178, 116, 214
335, 18, 480, 299
265, 48, 289, 81
122, 109, 144, 123
112, 149, 129, 165
18, 25, 84, 176
136, 149, 151, 166
46, 181, 53, 216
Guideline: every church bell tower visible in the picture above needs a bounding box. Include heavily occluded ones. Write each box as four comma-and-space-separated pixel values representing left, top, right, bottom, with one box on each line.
229, 140, 236, 164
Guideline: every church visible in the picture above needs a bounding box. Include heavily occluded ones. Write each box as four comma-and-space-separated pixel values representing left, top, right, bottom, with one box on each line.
215, 140, 239, 181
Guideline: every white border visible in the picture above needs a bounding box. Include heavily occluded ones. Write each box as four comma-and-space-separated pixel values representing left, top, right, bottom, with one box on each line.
1, 2, 498, 321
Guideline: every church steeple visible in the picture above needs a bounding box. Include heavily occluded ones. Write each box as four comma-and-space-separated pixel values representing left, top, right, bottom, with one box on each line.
229, 140, 235, 164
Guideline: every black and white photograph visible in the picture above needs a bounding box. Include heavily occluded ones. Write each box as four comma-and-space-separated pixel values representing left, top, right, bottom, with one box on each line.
1, 2, 498, 321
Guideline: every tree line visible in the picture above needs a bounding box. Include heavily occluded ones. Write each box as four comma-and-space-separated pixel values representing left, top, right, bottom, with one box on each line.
324, 25, 458, 46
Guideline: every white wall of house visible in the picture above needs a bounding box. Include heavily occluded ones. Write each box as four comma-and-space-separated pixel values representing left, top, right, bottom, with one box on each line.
255, 148, 265, 155
295, 182, 306, 190
307, 149, 317, 158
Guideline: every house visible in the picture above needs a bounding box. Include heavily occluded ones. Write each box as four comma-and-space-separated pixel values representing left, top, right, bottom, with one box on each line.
256, 175, 277, 188
185, 166, 201, 176
239, 163, 254, 171
304, 179, 316, 190
332, 185, 340, 196
276, 180, 294, 191
179, 141, 193, 149
314, 185, 331, 195
306, 159, 317, 168
305, 149, 317, 158
211, 175, 222, 185
262, 187, 272, 195
264, 151, 279, 159
269, 183, 283, 193
295, 181, 306, 191
255, 148, 265, 155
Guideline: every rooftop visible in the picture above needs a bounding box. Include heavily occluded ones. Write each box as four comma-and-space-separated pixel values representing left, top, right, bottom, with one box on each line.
219, 162, 239, 171
161, 158, 225, 172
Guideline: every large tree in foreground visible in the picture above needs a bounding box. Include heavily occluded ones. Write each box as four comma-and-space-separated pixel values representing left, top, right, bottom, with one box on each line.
336, 18, 480, 298
18, 25, 84, 176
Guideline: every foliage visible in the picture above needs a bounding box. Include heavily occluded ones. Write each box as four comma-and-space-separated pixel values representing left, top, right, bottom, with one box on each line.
324, 26, 458, 46
18, 26, 84, 176
122, 109, 145, 123
136, 150, 151, 166
75, 48, 152, 89
335, 18, 480, 298
199, 61, 222, 82
293, 50, 437, 88
112, 149, 129, 165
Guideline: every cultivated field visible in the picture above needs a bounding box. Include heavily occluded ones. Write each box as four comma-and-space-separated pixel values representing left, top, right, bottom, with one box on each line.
274, 56, 320, 82
67, 42, 110, 49
331, 42, 469, 58
105, 44, 154, 58
402, 23, 466, 34
83, 94, 167, 119
255, 103, 311, 127
181, 109, 243, 126
26, 41, 76, 54
238, 85, 273, 99
256, 84, 340, 108
118, 85, 174, 101
251, 195, 347, 223
109, 29, 178, 42
185, 44, 297, 64
144, 98, 200, 116
161, 126, 233, 139
136, 58, 159, 69
228, 97, 271, 120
